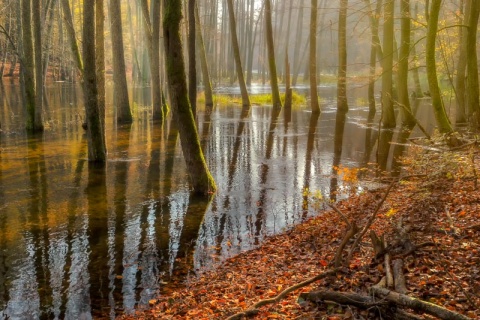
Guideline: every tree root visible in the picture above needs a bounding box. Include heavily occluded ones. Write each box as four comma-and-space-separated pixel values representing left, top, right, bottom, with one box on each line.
225, 268, 338, 320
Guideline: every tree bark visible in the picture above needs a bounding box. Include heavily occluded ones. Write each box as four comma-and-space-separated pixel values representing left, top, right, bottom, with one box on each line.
364, 0, 382, 113
455, 0, 469, 125
140, 0, 168, 121
195, 3, 213, 107
265, 0, 282, 109
32, 0, 44, 131
96, 0, 105, 132
466, 0, 480, 128
381, 0, 396, 128
226, 0, 250, 107
21, 0, 37, 131
83, 0, 107, 162
337, 0, 348, 113
426, 0, 453, 133
163, 0, 216, 195
188, 0, 197, 116
109, 0, 132, 123
397, 0, 415, 127
60, 0, 83, 75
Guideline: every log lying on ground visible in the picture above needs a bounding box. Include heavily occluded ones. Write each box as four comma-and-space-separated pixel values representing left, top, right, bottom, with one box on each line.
370, 286, 471, 320
299, 290, 423, 320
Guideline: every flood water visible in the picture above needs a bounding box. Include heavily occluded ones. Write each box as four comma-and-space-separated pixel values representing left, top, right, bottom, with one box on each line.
0, 81, 440, 319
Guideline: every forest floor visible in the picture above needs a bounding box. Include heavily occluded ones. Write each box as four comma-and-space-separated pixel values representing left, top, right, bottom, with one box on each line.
120, 142, 480, 320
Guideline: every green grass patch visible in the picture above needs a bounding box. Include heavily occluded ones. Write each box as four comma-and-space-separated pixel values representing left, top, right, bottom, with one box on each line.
197, 91, 306, 107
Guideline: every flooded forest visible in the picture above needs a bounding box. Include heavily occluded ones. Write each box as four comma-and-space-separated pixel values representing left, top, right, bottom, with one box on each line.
0, 0, 477, 318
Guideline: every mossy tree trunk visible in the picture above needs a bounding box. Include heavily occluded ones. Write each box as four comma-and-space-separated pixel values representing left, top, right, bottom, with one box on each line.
195, 3, 213, 107
466, 0, 480, 128
83, 0, 107, 162
397, 0, 415, 127
163, 0, 216, 195
309, 0, 320, 113
226, 0, 250, 107
109, 0, 132, 123
426, 0, 453, 133
337, 0, 348, 113
381, 0, 396, 128
265, 0, 282, 109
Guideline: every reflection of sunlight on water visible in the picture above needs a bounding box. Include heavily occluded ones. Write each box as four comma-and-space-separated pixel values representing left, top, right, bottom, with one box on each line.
0, 82, 437, 318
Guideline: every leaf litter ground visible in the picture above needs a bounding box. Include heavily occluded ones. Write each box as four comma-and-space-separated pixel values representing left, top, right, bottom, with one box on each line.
120, 150, 480, 320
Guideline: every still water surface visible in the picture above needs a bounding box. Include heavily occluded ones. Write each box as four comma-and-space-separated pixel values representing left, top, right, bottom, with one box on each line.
0, 81, 437, 319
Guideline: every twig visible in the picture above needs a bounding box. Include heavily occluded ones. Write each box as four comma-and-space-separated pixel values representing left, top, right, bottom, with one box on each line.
346, 181, 395, 265
226, 268, 338, 320
328, 203, 352, 228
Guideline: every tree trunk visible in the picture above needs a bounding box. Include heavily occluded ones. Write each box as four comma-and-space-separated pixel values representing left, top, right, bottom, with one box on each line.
337, 0, 348, 113
265, 0, 281, 109
364, 0, 382, 113
139, 0, 165, 121
381, 0, 396, 128
292, 0, 305, 86
226, 0, 250, 107
21, 0, 37, 131
96, 0, 106, 132
109, 0, 132, 123
188, 0, 197, 116
163, 0, 216, 195
466, 0, 480, 128
195, 3, 213, 107
426, 0, 453, 133
397, 0, 415, 127
456, 0, 469, 125
32, 0, 44, 131
60, 0, 83, 75
83, 0, 107, 162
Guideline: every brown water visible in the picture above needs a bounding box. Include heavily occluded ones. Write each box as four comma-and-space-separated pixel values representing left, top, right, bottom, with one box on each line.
0, 81, 438, 319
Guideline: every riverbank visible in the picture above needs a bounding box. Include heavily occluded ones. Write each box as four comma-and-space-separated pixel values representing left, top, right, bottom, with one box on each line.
121, 144, 480, 319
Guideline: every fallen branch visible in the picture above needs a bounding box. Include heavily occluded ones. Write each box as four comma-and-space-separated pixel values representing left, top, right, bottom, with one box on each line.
370, 286, 471, 320
333, 221, 358, 268
299, 289, 423, 320
393, 259, 408, 294
346, 181, 395, 264
226, 269, 338, 320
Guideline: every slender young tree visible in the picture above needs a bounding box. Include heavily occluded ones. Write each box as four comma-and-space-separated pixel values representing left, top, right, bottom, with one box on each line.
337, 0, 348, 113
163, 0, 216, 195
60, 0, 83, 75
456, 0, 469, 125
397, 0, 415, 127
32, 0, 44, 131
188, 0, 197, 116
466, 0, 480, 127
83, 0, 107, 162
195, 2, 213, 107
140, 0, 165, 121
96, 0, 105, 132
426, 0, 453, 133
21, 0, 37, 131
364, 0, 382, 113
265, 0, 281, 109
109, 0, 132, 123
381, 0, 396, 128
226, 0, 250, 107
